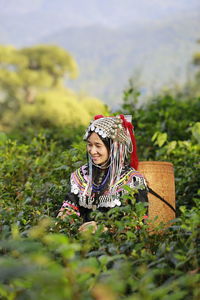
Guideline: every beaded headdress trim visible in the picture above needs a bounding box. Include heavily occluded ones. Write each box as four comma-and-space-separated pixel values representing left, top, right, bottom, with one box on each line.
84, 115, 130, 145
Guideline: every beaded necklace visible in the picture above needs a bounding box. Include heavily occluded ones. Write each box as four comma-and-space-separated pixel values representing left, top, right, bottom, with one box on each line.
92, 168, 110, 192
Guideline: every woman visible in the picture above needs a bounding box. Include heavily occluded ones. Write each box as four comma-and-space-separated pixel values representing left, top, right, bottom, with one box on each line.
58, 114, 148, 230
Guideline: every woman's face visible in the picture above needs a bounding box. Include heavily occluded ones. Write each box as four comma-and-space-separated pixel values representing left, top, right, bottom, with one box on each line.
87, 132, 109, 165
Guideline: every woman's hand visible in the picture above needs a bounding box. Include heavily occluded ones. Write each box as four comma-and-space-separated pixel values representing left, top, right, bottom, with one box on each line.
78, 221, 97, 233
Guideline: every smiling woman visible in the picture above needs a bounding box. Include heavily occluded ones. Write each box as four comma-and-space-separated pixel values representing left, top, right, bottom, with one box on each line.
58, 114, 148, 230
87, 132, 109, 165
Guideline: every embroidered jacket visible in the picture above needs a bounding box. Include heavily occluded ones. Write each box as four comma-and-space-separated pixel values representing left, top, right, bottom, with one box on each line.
58, 164, 148, 222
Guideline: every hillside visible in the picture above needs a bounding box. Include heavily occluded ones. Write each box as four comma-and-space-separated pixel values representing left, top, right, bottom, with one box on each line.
41, 12, 200, 107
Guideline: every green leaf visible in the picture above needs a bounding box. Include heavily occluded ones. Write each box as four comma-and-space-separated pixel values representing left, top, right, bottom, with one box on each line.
0, 132, 7, 144
191, 122, 200, 144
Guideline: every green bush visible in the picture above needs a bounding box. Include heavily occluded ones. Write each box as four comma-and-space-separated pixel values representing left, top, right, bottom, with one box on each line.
0, 131, 86, 234
122, 93, 200, 159
120, 89, 200, 209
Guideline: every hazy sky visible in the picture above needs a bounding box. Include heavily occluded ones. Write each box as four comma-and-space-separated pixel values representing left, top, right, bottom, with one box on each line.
1, 0, 200, 28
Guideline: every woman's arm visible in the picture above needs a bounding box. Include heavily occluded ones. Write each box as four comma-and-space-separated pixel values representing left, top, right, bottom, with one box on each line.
57, 192, 80, 219
135, 188, 148, 203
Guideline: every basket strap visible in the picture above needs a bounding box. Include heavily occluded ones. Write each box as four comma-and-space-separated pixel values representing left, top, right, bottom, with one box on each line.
148, 187, 176, 214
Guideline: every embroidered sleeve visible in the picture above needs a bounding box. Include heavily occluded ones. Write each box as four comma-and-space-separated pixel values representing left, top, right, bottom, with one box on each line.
57, 167, 89, 219
132, 173, 149, 217
132, 174, 147, 190
126, 170, 149, 203
57, 193, 80, 219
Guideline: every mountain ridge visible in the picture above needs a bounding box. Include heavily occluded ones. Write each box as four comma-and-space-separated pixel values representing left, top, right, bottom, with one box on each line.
0, 1, 200, 107
38, 11, 200, 107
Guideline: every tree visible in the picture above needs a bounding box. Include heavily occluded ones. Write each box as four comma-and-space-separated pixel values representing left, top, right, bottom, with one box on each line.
0, 44, 108, 131
0, 44, 78, 112
19, 45, 78, 87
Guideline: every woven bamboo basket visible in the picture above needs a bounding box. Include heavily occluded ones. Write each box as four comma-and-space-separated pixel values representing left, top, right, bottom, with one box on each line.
138, 161, 176, 231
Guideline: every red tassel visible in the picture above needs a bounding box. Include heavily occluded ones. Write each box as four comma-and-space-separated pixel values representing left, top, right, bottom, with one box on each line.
94, 115, 104, 120
129, 127, 139, 170
120, 114, 139, 170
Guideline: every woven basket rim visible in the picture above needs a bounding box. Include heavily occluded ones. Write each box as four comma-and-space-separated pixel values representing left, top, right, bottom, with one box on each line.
139, 161, 173, 167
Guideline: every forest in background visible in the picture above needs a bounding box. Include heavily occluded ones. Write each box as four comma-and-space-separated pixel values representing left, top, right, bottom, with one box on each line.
0, 43, 199, 299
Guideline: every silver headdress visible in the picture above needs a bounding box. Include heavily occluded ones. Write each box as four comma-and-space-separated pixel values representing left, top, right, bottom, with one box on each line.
84, 115, 132, 146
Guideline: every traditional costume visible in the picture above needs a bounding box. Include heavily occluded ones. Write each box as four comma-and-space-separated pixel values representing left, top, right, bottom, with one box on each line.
58, 114, 148, 222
